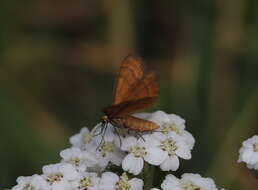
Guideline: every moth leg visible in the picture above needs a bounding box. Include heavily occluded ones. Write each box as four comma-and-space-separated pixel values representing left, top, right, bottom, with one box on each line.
100, 124, 108, 144
110, 120, 123, 146
113, 126, 122, 147
135, 132, 145, 141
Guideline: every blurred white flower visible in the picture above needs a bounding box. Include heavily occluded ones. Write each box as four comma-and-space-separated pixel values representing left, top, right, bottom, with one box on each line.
150, 188, 160, 190
99, 172, 143, 190
12, 175, 50, 190
121, 136, 167, 175
238, 135, 258, 169
247, 162, 258, 170
161, 173, 217, 190
42, 163, 79, 190
71, 172, 100, 190
60, 147, 98, 172
134, 111, 195, 149
150, 132, 191, 171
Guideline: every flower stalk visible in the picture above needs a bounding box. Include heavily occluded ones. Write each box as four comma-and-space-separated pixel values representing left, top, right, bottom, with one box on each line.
140, 163, 156, 190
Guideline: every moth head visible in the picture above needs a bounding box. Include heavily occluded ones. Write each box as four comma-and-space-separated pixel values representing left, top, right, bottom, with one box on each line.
101, 115, 109, 122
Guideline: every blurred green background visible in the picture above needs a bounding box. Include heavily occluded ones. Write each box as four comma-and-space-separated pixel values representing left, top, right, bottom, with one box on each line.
1, 0, 258, 189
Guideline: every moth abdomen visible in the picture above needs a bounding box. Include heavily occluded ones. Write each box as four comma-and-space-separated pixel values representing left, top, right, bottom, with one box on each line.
118, 115, 159, 132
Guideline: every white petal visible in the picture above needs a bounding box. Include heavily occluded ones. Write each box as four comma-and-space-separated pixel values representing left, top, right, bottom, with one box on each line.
122, 154, 144, 175
104, 148, 125, 167
52, 180, 72, 190
60, 147, 81, 159
133, 112, 153, 120
168, 113, 185, 126
60, 164, 79, 180
242, 150, 254, 163
149, 111, 170, 126
175, 141, 191, 159
99, 172, 118, 190
183, 131, 195, 149
160, 156, 179, 171
121, 137, 138, 151
152, 133, 167, 142
144, 147, 167, 165
143, 134, 161, 147
129, 178, 144, 190
161, 174, 181, 190
69, 134, 81, 146
249, 152, 258, 165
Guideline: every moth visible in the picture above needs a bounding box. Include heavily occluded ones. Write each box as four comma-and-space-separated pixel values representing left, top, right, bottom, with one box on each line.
100, 55, 160, 135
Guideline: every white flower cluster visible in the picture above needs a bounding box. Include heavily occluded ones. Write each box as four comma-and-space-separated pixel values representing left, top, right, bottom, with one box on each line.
12, 168, 143, 190
69, 111, 195, 175
11, 111, 224, 190
238, 135, 258, 170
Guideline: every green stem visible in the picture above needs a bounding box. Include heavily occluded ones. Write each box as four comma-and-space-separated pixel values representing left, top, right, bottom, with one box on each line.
140, 163, 156, 190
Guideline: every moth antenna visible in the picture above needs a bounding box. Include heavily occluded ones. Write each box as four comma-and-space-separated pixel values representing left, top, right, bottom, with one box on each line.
93, 123, 104, 137
95, 123, 108, 150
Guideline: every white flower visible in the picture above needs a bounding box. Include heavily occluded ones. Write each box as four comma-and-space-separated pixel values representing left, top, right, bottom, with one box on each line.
60, 147, 98, 172
150, 132, 191, 171
150, 188, 160, 190
161, 173, 217, 190
96, 140, 126, 167
238, 135, 258, 169
69, 124, 125, 170
99, 172, 143, 190
70, 127, 96, 150
135, 111, 195, 150
12, 175, 50, 190
121, 136, 167, 175
71, 172, 100, 190
88, 124, 125, 167
42, 163, 79, 190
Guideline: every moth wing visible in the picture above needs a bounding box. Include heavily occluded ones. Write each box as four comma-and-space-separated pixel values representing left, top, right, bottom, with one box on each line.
112, 55, 144, 105
122, 72, 158, 102
103, 97, 157, 118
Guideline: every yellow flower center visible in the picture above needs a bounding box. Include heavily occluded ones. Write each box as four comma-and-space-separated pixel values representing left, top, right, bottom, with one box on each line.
160, 139, 178, 156
23, 184, 34, 190
46, 173, 63, 184
116, 173, 131, 190
181, 182, 200, 190
99, 142, 114, 157
79, 177, 93, 190
162, 123, 182, 135
129, 146, 147, 158
253, 143, 258, 152
83, 133, 93, 144
69, 157, 81, 166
